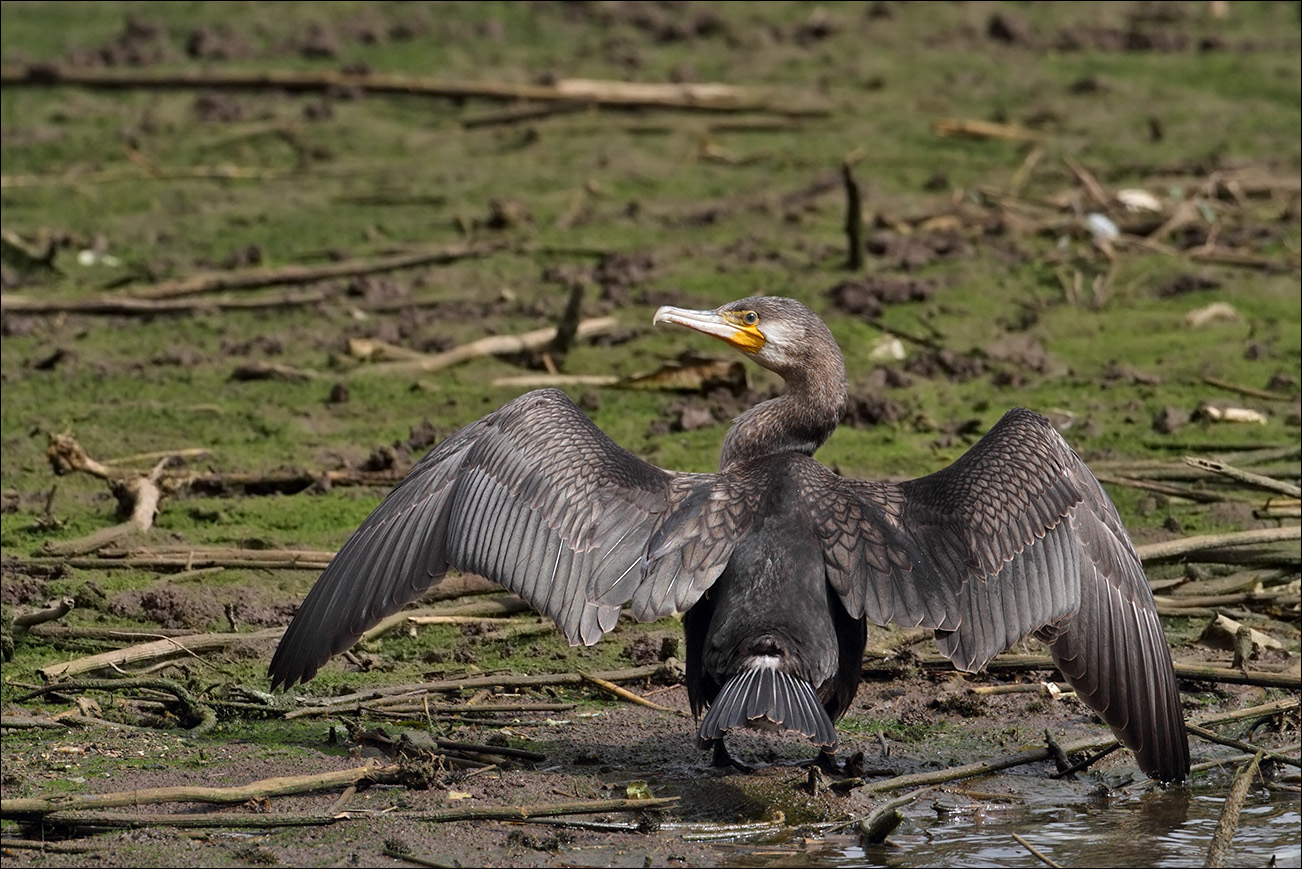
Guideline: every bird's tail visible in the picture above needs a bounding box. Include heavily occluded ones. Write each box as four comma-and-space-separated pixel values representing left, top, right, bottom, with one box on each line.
696, 666, 837, 749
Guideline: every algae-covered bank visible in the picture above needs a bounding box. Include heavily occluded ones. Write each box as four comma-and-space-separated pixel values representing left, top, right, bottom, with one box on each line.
2, 3, 1298, 867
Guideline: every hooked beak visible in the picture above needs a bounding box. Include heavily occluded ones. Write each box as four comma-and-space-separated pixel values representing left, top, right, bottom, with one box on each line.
653, 305, 765, 354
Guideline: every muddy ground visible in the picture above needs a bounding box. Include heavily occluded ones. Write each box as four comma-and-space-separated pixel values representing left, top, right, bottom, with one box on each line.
1, 1, 1299, 867
2, 642, 1294, 869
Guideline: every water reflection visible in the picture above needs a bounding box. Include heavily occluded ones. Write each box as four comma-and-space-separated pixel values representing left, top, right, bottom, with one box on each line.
712, 775, 1300, 868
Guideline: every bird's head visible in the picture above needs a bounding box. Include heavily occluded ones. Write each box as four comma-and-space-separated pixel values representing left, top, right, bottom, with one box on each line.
653, 296, 824, 376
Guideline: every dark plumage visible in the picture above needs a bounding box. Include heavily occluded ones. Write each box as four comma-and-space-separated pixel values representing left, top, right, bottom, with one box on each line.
269, 296, 1190, 784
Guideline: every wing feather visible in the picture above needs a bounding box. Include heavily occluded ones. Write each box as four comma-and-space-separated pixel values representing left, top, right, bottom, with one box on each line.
270, 389, 730, 688
816, 408, 1188, 782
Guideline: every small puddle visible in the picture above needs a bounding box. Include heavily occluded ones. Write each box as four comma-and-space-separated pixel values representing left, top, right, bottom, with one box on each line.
692, 770, 1301, 868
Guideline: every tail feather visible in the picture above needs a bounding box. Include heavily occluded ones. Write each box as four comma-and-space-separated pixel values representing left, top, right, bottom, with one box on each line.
696, 667, 837, 749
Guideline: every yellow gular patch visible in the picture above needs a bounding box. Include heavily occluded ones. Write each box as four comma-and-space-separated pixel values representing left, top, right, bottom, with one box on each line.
724, 312, 767, 353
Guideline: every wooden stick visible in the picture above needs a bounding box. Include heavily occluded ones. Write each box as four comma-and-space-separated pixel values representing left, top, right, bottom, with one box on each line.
0, 838, 100, 854
855, 785, 936, 844
1063, 157, 1111, 208
1185, 456, 1302, 497
932, 118, 1038, 142
30, 796, 679, 834
1186, 723, 1299, 769
1095, 473, 1230, 503
40, 449, 174, 556
836, 734, 1121, 794
12, 597, 75, 629
1012, 832, 1065, 869
284, 663, 670, 718
2, 763, 400, 817
1201, 375, 1297, 403
1191, 697, 1299, 728
861, 654, 1301, 690
404, 795, 679, 822
1204, 751, 1263, 868
0, 64, 827, 115
1135, 526, 1301, 562
37, 627, 285, 681
580, 672, 691, 718
842, 161, 864, 271
352, 317, 618, 377
0, 288, 331, 317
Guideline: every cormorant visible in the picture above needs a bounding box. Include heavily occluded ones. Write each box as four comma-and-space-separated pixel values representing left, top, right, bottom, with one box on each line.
269, 296, 1190, 784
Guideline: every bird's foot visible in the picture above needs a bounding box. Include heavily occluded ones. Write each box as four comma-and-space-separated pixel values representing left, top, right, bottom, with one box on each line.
709, 738, 755, 772
807, 748, 842, 775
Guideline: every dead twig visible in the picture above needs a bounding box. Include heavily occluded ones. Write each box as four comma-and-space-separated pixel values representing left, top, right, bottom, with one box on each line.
360, 597, 535, 645
405, 795, 679, 823
1185, 456, 1302, 498
1191, 697, 1299, 729
229, 361, 323, 383
1201, 375, 1297, 403
37, 627, 285, 681
18, 677, 218, 734
842, 159, 865, 271
0, 64, 827, 115
1136, 526, 1301, 563
1013, 832, 1065, 869
33, 794, 679, 832
932, 118, 1039, 142
2, 763, 403, 819
1204, 751, 1264, 868
351, 316, 618, 377
861, 654, 1301, 690
283, 663, 672, 718
1063, 157, 1111, 209
580, 672, 691, 718
0, 288, 331, 317
834, 734, 1121, 794
1094, 473, 1229, 503
12, 597, 75, 630
1186, 723, 1299, 770
40, 444, 175, 556
0, 838, 101, 854
854, 786, 936, 844
1049, 741, 1123, 780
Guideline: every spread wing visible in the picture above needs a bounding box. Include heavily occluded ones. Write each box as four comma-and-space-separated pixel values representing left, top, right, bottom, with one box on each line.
817, 408, 1189, 782
269, 388, 741, 689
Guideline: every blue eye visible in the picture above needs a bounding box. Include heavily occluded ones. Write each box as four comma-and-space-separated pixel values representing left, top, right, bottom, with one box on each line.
742, 311, 758, 326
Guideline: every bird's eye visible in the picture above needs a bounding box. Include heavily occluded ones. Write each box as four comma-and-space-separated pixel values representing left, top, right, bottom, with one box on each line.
742, 311, 758, 326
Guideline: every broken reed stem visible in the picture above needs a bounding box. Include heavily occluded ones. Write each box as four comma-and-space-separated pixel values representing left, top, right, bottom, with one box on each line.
0, 64, 826, 115
0, 288, 332, 317
26, 796, 680, 833
580, 672, 691, 718
18, 677, 217, 734
1204, 751, 1264, 868
855, 786, 936, 844
835, 734, 1120, 795
0, 838, 101, 854
1191, 697, 1299, 728
1185, 456, 1302, 497
1, 763, 403, 817
403, 796, 679, 823
1135, 526, 1300, 562
351, 316, 618, 377
862, 654, 1301, 691
12, 597, 75, 629
842, 161, 864, 271
36, 627, 286, 681
1013, 832, 1065, 869
284, 663, 669, 718
1186, 723, 1300, 770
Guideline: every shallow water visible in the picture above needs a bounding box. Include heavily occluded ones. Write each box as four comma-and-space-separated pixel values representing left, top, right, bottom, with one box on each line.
708, 773, 1301, 868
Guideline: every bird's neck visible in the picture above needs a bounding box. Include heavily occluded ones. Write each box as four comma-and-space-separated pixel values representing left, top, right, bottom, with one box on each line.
720, 365, 847, 470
